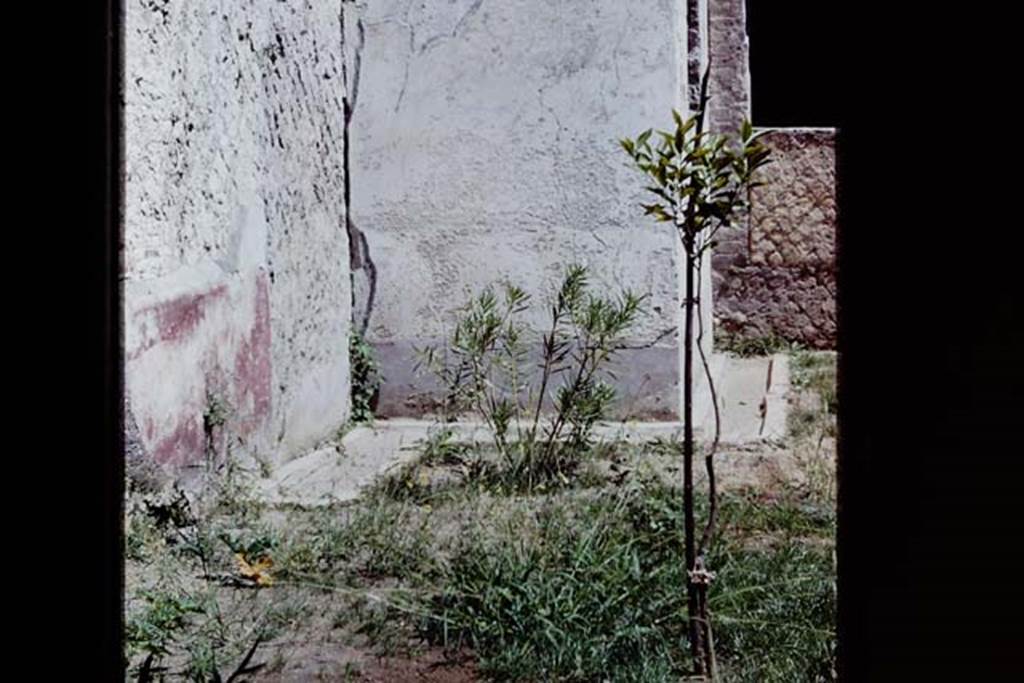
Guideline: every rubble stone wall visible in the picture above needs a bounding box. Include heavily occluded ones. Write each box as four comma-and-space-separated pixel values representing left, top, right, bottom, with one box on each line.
714, 129, 837, 348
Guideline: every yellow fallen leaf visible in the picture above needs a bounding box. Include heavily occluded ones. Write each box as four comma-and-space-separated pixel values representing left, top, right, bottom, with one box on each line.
235, 552, 274, 586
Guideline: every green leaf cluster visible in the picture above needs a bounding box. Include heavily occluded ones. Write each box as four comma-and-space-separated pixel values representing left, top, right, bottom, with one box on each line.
350, 331, 383, 424
620, 111, 772, 251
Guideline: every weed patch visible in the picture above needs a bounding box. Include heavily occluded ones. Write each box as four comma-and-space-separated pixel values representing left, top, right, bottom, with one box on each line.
350, 331, 382, 424
126, 357, 836, 680
787, 351, 838, 443
277, 499, 438, 586
715, 331, 793, 358
421, 484, 834, 681
418, 265, 643, 491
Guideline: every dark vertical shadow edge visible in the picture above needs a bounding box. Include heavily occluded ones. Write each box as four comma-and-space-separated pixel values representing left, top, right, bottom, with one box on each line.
23, 0, 125, 673
831, 2, 1020, 678
106, 0, 125, 676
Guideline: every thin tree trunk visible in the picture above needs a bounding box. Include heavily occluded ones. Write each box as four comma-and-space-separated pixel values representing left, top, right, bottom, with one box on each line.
682, 236, 704, 674
696, 250, 720, 679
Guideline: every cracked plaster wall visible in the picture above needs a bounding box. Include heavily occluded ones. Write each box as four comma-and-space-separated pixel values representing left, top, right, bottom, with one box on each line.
123, 0, 351, 474
348, 0, 709, 420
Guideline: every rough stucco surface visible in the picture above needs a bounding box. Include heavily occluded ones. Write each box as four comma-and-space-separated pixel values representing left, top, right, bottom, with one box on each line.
349, 0, 707, 420
123, 0, 351, 472
714, 129, 837, 348
707, 0, 750, 136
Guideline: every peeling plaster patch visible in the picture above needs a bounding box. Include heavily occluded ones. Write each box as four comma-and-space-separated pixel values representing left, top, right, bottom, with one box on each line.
125, 401, 148, 463
151, 414, 204, 467
126, 270, 267, 468
348, 221, 378, 335
152, 285, 228, 344
127, 281, 229, 362
233, 272, 273, 434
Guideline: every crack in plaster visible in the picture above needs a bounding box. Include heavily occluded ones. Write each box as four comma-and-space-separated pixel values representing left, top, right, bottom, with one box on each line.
620, 326, 677, 349
341, 0, 377, 335
418, 0, 485, 54
393, 0, 417, 114
686, 0, 707, 110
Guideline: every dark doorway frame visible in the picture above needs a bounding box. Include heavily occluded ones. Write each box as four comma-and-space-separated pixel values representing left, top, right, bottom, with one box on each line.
745, 0, 839, 127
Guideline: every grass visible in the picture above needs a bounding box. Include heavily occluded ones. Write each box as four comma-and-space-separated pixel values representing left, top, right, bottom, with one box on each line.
787, 350, 838, 443
277, 498, 438, 586
714, 331, 794, 358
791, 350, 838, 413
123, 466, 307, 680
420, 483, 834, 682
125, 348, 837, 680
367, 426, 611, 508
127, 478, 834, 681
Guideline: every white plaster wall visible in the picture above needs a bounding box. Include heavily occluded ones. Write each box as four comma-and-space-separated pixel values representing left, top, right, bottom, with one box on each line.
123, 0, 351, 472
349, 0, 709, 419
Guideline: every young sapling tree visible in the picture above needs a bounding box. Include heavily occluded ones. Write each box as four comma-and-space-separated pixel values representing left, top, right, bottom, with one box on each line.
619, 66, 772, 678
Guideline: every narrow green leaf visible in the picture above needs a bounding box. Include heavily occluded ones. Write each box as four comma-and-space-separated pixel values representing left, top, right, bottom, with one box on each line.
740, 118, 753, 141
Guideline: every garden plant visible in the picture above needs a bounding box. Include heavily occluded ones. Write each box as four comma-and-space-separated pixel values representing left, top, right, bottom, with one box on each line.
417, 264, 642, 490
619, 64, 772, 678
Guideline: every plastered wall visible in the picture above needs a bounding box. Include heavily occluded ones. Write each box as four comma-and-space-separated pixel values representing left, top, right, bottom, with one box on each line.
348, 0, 708, 420
123, 0, 352, 474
